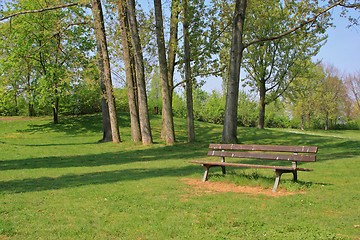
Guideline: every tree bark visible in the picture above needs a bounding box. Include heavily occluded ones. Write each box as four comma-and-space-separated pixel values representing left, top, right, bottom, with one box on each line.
222, 0, 247, 143
161, 0, 179, 140
154, 0, 175, 145
26, 71, 35, 117
52, 94, 59, 124
167, 0, 179, 102
258, 79, 266, 129
325, 111, 329, 130
183, 0, 195, 142
301, 115, 305, 130
116, 0, 141, 142
126, 0, 152, 145
91, 0, 121, 143
95, 37, 113, 142
100, 73, 113, 142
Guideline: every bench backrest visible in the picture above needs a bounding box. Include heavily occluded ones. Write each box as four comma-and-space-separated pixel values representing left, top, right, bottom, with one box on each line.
208, 144, 317, 162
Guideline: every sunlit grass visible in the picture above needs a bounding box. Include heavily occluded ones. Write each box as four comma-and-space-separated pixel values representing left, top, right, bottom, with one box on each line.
1, 114, 359, 239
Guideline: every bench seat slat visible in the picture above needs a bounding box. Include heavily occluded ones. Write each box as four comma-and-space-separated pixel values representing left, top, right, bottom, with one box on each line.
209, 144, 318, 154
189, 161, 313, 172
207, 150, 316, 162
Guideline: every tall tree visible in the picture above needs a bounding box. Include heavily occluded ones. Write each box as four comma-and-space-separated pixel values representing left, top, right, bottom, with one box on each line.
91, 0, 121, 143
116, 0, 141, 142
243, 0, 326, 129
221, 0, 347, 142
345, 72, 360, 115
222, 0, 247, 143
315, 64, 347, 130
154, 0, 175, 144
126, 0, 153, 145
286, 62, 321, 130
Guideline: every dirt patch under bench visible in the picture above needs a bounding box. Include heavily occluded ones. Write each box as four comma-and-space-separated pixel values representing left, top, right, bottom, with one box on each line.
180, 178, 304, 198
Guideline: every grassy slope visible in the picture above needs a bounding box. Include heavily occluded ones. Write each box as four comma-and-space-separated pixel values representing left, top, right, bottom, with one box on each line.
0, 114, 359, 239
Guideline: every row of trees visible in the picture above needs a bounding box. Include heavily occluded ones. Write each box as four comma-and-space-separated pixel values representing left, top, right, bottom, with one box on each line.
1, 0, 359, 144
160, 63, 360, 130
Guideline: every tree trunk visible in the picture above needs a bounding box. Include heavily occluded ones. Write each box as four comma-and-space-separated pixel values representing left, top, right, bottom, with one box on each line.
222, 0, 247, 143
183, 0, 195, 142
154, 0, 175, 145
167, 0, 179, 103
307, 113, 311, 129
258, 79, 266, 129
91, 0, 121, 143
28, 102, 34, 117
14, 89, 18, 115
325, 111, 329, 130
52, 94, 59, 124
116, 0, 141, 142
301, 115, 305, 130
126, 0, 152, 145
100, 78, 113, 142
26, 70, 34, 117
95, 37, 113, 142
161, 0, 179, 139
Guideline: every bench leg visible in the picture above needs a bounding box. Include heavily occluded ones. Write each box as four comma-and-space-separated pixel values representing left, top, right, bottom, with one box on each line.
221, 156, 226, 174
202, 165, 210, 182
293, 170, 298, 182
273, 170, 284, 192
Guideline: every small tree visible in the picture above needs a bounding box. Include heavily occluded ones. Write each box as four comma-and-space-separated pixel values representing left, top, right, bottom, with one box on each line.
315, 64, 347, 130
286, 62, 322, 130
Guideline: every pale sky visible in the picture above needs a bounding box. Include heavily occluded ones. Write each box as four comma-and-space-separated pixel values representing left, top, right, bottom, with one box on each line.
315, 10, 360, 74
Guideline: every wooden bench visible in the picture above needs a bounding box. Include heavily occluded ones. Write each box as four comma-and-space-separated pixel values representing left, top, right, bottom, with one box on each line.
189, 144, 318, 192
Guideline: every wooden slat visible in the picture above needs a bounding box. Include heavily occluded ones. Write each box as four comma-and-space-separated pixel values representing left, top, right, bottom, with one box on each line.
207, 150, 316, 162
189, 161, 313, 172
209, 144, 318, 154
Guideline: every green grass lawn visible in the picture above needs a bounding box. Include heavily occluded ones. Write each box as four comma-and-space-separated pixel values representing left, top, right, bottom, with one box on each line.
1, 114, 359, 239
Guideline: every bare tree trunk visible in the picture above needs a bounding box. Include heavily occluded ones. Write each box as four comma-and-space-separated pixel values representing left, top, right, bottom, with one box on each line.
95, 38, 113, 142
91, 0, 121, 143
161, 0, 179, 139
325, 111, 329, 130
126, 0, 152, 145
258, 79, 266, 129
301, 115, 305, 130
167, 0, 179, 103
100, 76, 113, 142
28, 103, 34, 117
154, 0, 175, 145
183, 0, 195, 142
222, 0, 247, 143
116, 0, 141, 142
26, 72, 35, 117
52, 93, 59, 124
13, 88, 18, 115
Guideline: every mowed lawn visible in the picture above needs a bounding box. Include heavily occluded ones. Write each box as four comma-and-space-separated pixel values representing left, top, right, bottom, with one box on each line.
0, 114, 359, 239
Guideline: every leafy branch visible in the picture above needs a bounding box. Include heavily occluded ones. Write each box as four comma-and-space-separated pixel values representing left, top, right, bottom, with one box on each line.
0, 2, 91, 22
243, 0, 345, 49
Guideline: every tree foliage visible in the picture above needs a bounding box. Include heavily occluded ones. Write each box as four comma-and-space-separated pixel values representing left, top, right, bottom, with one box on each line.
0, 0, 95, 122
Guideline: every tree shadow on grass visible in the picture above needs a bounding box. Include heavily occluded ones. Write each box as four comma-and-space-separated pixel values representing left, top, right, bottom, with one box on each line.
16, 113, 132, 135
0, 143, 205, 171
0, 165, 197, 194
